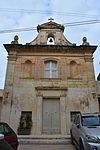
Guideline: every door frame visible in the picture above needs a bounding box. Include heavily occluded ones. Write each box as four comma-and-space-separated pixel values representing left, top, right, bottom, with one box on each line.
36, 86, 67, 135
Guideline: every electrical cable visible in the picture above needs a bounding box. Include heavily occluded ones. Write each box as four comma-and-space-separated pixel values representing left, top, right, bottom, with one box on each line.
0, 19, 100, 34
63, 19, 100, 26
0, 27, 37, 33
0, 8, 98, 18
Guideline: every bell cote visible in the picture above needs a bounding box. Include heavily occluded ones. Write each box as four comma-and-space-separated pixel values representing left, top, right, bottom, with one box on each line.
30, 19, 72, 45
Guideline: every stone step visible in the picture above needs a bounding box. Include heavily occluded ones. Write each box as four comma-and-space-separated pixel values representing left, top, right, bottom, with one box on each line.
18, 135, 71, 144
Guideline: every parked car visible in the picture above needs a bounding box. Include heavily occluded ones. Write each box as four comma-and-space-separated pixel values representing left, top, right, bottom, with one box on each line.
0, 122, 19, 150
70, 113, 100, 150
0, 134, 13, 150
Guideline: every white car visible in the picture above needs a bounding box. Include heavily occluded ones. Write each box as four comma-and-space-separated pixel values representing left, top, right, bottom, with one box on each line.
70, 113, 100, 150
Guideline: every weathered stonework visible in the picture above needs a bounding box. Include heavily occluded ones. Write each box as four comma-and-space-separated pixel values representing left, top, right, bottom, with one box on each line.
1, 20, 99, 136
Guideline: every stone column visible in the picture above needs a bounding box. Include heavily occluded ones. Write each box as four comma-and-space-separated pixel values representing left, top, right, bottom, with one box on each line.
36, 95, 42, 135
60, 96, 66, 134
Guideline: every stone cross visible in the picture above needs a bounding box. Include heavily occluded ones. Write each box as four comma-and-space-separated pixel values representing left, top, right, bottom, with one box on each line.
48, 17, 54, 21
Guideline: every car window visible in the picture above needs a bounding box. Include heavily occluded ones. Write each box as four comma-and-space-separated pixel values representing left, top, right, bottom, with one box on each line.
82, 115, 100, 126
0, 124, 13, 135
0, 125, 5, 133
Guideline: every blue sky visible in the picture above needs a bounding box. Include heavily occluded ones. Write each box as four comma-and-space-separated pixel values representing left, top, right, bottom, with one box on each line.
0, 0, 100, 89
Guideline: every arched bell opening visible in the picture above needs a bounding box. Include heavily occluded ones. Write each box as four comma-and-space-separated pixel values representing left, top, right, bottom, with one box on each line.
47, 34, 55, 45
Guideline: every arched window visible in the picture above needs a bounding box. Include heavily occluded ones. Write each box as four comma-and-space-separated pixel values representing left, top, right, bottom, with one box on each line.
70, 61, 78, 78
23, 60, 32, 78
44, 60, 58, 78
47, 34, 55, 45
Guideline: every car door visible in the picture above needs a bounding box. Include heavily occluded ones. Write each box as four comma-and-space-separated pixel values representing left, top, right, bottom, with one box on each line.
0, 123, 18, 150
0, 139, 13, 150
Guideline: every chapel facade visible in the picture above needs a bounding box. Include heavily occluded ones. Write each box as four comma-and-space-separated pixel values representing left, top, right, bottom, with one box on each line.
1, 19, 99, 136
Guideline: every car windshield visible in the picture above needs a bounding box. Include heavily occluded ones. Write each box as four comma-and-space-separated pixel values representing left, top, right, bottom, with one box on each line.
82, 115, 100, 126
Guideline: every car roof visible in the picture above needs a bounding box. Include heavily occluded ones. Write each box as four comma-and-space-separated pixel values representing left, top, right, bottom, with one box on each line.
81, 113, 100, 116
0, 122, 8, 124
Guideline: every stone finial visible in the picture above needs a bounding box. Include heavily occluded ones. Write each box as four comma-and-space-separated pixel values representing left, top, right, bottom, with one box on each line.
82, 37, 89, 45
11, 35, 19, 44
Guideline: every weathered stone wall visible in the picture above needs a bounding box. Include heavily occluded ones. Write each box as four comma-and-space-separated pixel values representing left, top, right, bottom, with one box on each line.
96, 81, 100, 95
0, 90, 3, 97
1, 51, 98, 134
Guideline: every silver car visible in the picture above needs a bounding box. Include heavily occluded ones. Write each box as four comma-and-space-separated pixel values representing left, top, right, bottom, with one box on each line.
70, 113, 100, 150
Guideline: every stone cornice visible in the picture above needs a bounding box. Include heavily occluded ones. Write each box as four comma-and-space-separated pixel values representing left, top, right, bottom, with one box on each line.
7, 53, 17, 61
84, 56, 93, 62
84, 53, 93, 62
35, 86, 68, 91
4, 44, 97, 54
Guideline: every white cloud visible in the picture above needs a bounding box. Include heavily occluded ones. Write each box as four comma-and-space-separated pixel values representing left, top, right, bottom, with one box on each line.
0, 0, 100, 88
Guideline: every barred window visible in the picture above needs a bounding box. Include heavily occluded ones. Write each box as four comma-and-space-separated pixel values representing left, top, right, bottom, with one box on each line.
70, 111, 80, 122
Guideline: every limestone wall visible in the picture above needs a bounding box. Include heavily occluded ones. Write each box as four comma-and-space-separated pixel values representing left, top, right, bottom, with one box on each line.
1, 50, 98, 135
96, 81, 100, 95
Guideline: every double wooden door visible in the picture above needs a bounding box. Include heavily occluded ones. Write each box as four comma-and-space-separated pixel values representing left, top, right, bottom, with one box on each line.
42, 99, 60, 134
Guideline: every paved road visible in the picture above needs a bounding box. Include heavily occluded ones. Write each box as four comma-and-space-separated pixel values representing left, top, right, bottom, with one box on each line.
18, 144, 77, 150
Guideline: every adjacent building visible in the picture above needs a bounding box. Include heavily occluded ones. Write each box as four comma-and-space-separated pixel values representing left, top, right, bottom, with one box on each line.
0, 20, 100, 136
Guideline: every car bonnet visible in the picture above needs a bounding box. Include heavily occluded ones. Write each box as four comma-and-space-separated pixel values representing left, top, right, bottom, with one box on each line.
83, 126, 100, 137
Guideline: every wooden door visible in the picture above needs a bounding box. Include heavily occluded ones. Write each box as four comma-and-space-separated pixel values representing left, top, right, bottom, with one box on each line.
42, 99, 60, 134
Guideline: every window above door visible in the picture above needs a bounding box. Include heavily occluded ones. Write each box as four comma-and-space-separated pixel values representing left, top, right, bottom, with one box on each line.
44, 60, 58, 78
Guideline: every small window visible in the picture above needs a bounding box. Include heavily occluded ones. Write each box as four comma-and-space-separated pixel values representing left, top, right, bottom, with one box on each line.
21, 111, 32, 121
19, 111, 32, 129
44, 60, 58, 78
70, 111, 80, 122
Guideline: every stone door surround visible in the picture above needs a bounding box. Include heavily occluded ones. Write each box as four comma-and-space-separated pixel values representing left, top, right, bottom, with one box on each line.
35, 86, 67, 135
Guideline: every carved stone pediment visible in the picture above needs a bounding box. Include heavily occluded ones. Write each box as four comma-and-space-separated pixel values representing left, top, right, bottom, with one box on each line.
35, 86, 67, 97
37, 21, 64, 32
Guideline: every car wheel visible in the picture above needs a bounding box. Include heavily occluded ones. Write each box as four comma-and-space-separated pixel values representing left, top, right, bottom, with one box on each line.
70, 131, 74, 144
79, 140, 85, 150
